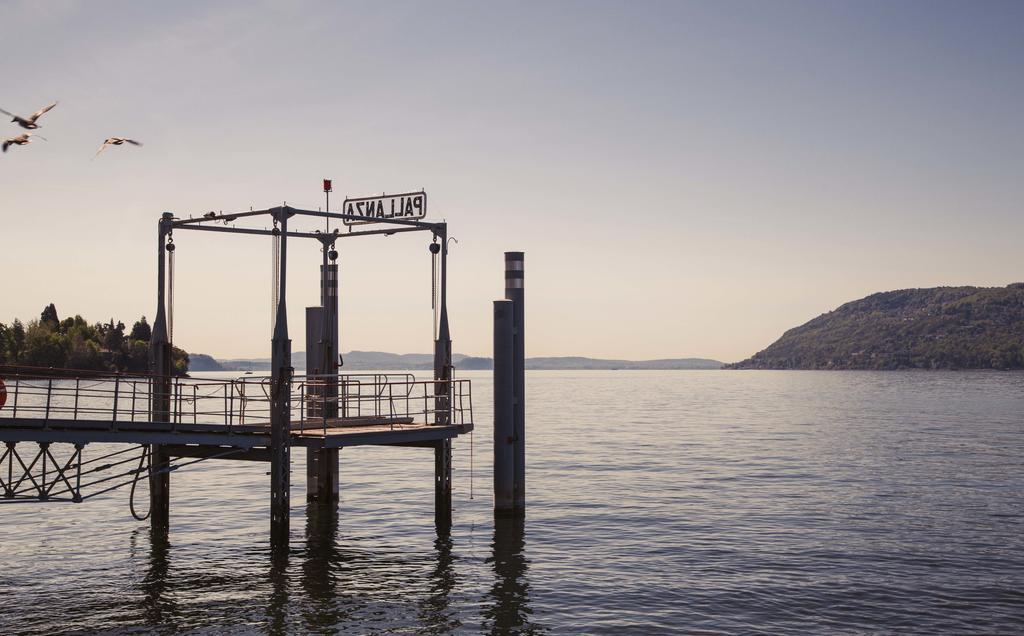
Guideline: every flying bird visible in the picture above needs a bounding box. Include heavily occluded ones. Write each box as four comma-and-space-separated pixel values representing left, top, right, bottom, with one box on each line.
95, 137, 142, 157
2, 132, 42, 153
0, 102, 58, 130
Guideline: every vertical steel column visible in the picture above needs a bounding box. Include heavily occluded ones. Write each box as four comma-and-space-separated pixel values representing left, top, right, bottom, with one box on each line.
322, 250, 340, 503
305, 306, 325, 500
433, 224, 453, 533
493, 299, 516, 514
505, 252, 526, 515
320, 244, 339, 409
320, 258, 339, 380
304, 307, 325, 378
270, 207, 293, 548
148, 213, 173, 533
434, 438, 452, 533
306, 300, 338, 503
433, 224, 452, 423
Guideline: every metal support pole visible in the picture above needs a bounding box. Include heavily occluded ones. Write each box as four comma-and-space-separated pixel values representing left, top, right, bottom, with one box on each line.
493, 299, 516, 514
433, 224, 452, 424
73, 443, 84, 503
435, 438, 452, 534
433, 224, 453, 533
305, 302, 338, 505
320, 247, 339, 411
307, 445, 340, 505
149, 213, 173, 533
505, 252, 526, 515
270, 207, 293, 549
319, 246, 339, 380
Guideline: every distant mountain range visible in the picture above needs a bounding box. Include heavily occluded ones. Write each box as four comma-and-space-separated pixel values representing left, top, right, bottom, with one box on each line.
728, 284, 1024, 370
189, 350, 723, 372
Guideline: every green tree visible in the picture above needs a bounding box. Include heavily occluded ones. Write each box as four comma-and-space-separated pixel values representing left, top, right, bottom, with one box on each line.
61, 315, 97, 343
2, 309, 189, 374
21, 321, 67, 368
0, 322, 8, 363
67, 333, 105, 370
10, 319, 26, 361
171, 346, 190, 376
40, 303, 60, 328
103, 319, 126, 352
129, 316, 151, 342
125, 340, 150, 373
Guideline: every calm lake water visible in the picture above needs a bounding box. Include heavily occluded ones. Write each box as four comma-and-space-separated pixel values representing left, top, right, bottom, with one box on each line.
1, 370, 1023, 634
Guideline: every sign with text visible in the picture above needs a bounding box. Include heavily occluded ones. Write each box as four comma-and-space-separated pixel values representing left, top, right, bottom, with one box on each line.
342, 191, 427, 225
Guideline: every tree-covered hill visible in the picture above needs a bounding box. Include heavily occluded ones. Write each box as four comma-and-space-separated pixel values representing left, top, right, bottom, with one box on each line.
728, 284, 1024, 370
0, 304, 188, 375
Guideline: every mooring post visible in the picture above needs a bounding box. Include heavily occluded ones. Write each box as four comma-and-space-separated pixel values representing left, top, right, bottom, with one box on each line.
433, 223, 453, 533
505, 252, 526, 515
270, 207, 293, 548
148, 212, 174, 533
493, 299, 515, 513
305, 306, 333, 503
305, 244, 340, 505
319, 247, 340, 502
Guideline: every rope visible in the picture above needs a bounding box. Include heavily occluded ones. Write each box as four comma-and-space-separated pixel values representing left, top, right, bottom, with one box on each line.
129, 445, 150, 521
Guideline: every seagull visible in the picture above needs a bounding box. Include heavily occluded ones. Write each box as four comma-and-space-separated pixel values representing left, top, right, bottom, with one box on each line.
94, 137, 142, 157
2, 132, 42, 153
0, 102, 58, 130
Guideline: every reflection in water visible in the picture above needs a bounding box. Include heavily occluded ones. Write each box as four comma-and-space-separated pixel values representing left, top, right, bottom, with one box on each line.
300, 503, 355, 630
137, 529, 178, 629
9, 372, 1024, 633
483, 517, 543, 634
126, 505, 542, 633
267, 544, 290, 634
417, 535, 461, 633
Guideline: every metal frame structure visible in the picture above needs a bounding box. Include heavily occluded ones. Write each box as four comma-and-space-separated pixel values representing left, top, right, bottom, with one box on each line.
151, 204, 456, 546
0, 201, 472, 550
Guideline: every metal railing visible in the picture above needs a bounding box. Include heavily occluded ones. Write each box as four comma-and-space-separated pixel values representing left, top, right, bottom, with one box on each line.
293, 373, 474, 435
0, 368, 472, 436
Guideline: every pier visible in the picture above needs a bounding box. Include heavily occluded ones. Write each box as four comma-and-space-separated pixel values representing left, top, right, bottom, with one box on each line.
0, 201, 479, 548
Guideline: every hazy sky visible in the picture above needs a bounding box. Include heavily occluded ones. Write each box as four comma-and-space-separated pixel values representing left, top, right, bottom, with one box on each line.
1, 1, 1021, 362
